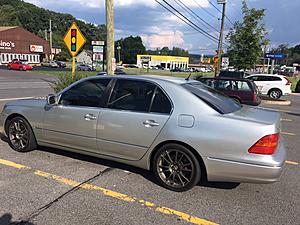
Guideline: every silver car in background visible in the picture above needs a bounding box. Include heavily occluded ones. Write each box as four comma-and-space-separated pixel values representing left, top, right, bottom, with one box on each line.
0, 75, 286, 191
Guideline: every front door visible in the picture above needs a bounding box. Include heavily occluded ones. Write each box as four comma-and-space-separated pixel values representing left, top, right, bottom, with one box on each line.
43, 78, 112, 153
97, 79, 172, 160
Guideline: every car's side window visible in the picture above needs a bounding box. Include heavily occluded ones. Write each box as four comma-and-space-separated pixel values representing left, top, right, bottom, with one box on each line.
216, 80, 232, 90
150, 88, 172, 114
59, 79, 111, 107
232, 81, 251, 91
248, 76, 257, 81
108, 80, 155, 112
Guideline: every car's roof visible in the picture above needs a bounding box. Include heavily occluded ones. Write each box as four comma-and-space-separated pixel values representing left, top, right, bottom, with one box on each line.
91, 74, 195, 85
246, 74, 283, 77
200, 77, 251, 81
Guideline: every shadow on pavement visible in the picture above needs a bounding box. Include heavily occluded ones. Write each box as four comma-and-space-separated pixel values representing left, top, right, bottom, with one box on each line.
38, 146, 239, 190
287, 112, 300, 117
0, 213, 35, 225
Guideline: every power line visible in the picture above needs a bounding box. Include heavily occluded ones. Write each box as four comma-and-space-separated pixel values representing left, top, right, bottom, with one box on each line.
206, 0, 235, 26
154, 0, 220, 44
174, 0, 220, 34
191, 0, 219, 19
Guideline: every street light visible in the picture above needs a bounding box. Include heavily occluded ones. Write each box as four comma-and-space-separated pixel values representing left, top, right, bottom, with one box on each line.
117, 43, 121, 63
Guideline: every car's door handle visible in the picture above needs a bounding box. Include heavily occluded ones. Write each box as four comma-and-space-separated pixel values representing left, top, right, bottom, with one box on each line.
143, 120, 159, 127
84, 114, 97, 121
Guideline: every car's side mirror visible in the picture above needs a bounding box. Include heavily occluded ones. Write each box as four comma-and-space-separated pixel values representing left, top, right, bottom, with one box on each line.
47, 94, 56, 105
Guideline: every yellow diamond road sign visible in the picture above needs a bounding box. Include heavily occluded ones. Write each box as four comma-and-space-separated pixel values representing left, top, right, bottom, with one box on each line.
64, 22, 86, 57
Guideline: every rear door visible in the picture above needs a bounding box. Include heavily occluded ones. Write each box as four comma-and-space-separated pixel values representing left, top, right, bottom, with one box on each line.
97, 79, 172, 160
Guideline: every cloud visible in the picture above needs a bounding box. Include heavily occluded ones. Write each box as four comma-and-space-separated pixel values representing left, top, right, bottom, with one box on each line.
24, 0, 209, 9
141, 30, 192, 50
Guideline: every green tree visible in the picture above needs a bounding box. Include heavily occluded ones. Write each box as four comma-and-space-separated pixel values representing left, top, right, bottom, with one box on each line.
226, 0, 269, 70
0, 5, 21, 26
116, 36, 146, 64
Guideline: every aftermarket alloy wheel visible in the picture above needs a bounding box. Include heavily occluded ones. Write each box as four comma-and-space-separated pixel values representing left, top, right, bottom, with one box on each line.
153, 144, 201, 192
7, 117, 37, 152
269, 89, 282, 99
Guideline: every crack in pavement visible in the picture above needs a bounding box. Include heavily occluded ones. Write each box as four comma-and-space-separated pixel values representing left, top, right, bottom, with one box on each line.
14, 167, 114, 225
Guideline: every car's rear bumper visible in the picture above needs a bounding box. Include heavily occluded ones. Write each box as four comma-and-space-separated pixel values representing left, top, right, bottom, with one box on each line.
204, 142, 286, 183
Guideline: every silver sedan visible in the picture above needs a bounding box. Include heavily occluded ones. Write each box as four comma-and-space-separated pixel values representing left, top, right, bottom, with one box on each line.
0, 75, 286, 192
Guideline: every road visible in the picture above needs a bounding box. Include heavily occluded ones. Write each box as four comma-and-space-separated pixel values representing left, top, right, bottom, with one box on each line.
0, 69, 299, 225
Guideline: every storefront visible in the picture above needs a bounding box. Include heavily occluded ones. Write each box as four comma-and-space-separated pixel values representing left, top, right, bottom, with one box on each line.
137, 55, 189, 70
0, 26, 50, 65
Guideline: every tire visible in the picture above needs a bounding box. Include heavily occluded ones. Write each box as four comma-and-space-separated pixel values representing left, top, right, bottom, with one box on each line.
268, 89, 282, 99
6, 117, 37, 152
152, 143, 201, 192
231, 97, 241, 104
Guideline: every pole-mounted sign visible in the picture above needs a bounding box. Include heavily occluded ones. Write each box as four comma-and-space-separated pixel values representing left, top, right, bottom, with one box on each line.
64, 22, 86, 80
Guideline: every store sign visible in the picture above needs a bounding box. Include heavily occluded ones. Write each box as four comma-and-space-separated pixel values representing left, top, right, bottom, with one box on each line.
91, 40, 105, 46
0, 40, 15, 50
30, 45, 44, 53
140, 56, 151, 62
93, 46, 103, 53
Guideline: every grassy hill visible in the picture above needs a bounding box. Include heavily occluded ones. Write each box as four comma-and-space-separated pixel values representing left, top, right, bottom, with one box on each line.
0, 0, 106, 59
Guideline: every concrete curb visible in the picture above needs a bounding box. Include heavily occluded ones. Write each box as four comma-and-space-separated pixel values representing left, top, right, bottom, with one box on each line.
261, 100, 291, 106
291, 93, 300, 96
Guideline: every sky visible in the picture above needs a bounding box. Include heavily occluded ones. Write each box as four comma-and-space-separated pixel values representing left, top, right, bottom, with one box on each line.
24, 0, 300, 55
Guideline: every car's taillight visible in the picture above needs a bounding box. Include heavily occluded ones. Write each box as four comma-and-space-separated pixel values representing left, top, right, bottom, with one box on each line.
248, 134, 279, 155
284, 77, 291, 86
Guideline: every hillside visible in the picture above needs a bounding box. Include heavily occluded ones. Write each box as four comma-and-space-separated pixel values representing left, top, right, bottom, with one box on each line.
0, 0, 106, 58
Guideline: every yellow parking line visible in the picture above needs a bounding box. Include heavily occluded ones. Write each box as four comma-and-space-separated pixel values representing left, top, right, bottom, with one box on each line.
282, 132, 296, 136
285, 160, 299, 165
0, 158, 218, 225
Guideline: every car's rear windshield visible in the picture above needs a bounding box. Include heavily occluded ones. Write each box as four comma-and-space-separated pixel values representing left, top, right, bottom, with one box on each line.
182, 82, 242, 114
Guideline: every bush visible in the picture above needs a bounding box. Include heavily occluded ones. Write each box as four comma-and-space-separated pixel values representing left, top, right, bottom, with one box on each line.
49, 73, 88, 93
296, 79, 300, 93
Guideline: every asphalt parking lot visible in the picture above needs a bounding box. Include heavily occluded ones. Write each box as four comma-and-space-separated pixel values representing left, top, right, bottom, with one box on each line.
0, 69, 299, 225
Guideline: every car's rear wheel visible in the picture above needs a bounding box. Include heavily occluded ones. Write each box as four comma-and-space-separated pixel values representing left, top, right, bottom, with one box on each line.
231, 97, 241, 104
153, 144, 201, 192
7, 117, 37, 152
269, 89, 282, 99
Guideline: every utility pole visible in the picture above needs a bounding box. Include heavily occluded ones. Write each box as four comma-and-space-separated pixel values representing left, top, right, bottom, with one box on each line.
215, 0, 227, 77
49, 19, 53, 60
44, 29, 48, 41
106, 0, 115, 75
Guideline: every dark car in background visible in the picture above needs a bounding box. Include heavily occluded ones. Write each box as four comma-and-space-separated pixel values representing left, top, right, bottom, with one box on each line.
196, 77, 261, 106
76, 64, 96, 71
219, 70, 246, 78
56, 61, 66, 68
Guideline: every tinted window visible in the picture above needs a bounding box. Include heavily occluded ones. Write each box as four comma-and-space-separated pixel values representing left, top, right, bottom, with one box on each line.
60, 79, 111, 107
200, 79, 215, 88
216, 80, 232, 90
151, 88, 172, 114
248, 76, 258, 81
108, 80, 155, 112
182, 82, 242, 114
257, 76, 282, 81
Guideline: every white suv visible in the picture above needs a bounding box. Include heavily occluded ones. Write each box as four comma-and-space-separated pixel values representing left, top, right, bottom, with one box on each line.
246, 74, 292, 99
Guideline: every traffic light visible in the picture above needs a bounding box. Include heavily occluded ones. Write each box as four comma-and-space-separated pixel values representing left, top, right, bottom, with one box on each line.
71, 29, 77, 52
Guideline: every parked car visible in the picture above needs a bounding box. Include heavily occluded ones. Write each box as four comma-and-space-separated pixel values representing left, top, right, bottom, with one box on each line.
127, 64, 139, 68
76, 64, 95, 71
7, 60, 33, 71
0, 76, 286, 192
170, 67, 184, 72
196, 77, 261, 106
96, 68, 126, 76
55, 61, 66, 68
245, 74, 292, 99
41, 61, 59, 68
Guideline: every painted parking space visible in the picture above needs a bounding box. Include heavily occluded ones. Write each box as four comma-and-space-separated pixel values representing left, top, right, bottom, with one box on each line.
0, 158, 218, 225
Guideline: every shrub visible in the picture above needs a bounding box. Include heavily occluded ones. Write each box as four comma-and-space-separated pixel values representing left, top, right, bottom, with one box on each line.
49, 73, 88, 93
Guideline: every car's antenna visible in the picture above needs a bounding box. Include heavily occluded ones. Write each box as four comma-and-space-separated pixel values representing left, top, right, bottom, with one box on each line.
185, 73, 192, 81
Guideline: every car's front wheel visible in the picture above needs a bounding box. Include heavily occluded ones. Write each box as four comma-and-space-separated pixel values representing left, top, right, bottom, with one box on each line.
269, 89, 282, 99
7, 117, 37, 152
153, 144, 201, 192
